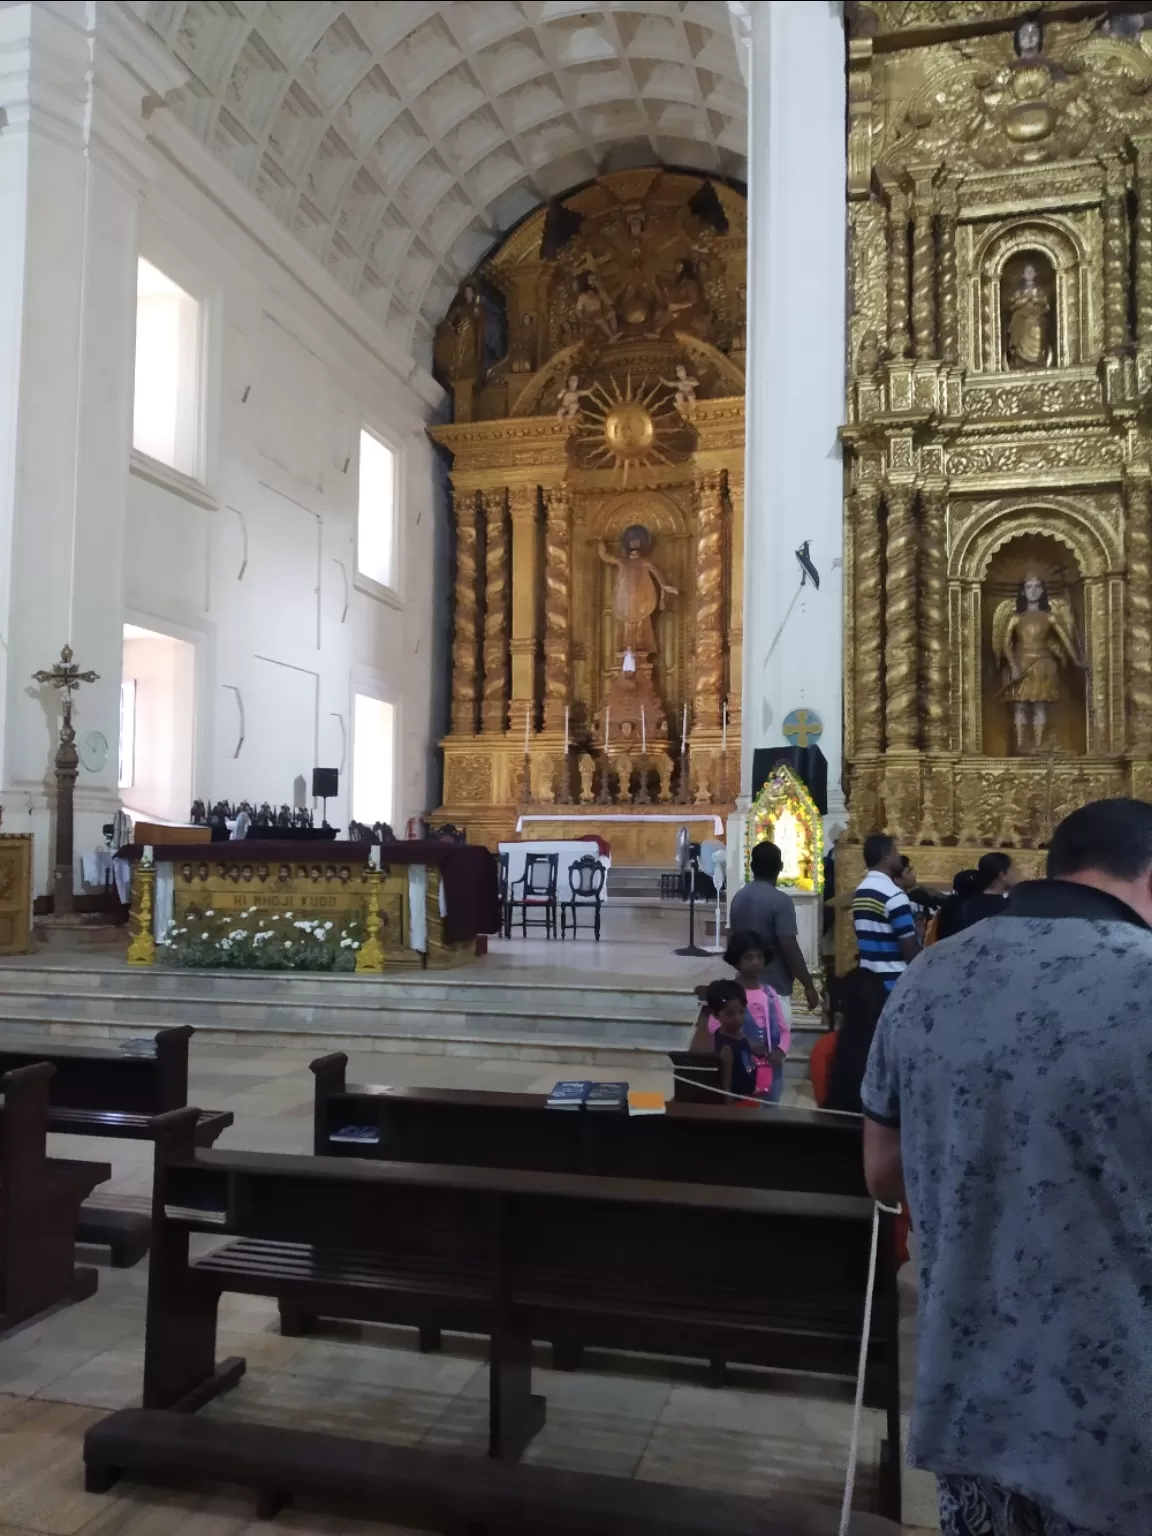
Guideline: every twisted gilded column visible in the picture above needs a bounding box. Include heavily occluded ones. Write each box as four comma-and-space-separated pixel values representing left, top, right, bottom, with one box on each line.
1126, 473, 1152, 752
885, 184, 911, 360
1103, 162, 1131, 355
920, 483, 949, 754
911, 184, 937, 361
937, 184, 959, 365
883, 483, 920, 751
726, 468, 744, 729
481, 491, 508, 733
507, 483, 540, 736
853, 480, 884, 753
1137, 159, 1152, 346
542, 485, 571, 731
693, 471, 724, 729
450, 490, 481, 734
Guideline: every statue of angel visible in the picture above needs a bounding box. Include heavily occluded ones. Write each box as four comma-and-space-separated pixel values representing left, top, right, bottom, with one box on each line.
992, 574, 1084, 754
555, 373, 590, 424
661, 363, 699, 421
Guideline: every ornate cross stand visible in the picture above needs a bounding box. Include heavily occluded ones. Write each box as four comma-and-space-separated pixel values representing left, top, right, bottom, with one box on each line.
33, 646, 99, 917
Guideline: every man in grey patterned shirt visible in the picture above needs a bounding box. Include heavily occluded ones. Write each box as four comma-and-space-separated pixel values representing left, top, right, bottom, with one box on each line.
862, 799, 1152, 1536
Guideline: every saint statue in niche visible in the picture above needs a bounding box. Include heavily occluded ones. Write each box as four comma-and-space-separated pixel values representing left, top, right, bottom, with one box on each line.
992, 574, 1084, 753
598, 525, 677, 659
1003, 260, 1054, 368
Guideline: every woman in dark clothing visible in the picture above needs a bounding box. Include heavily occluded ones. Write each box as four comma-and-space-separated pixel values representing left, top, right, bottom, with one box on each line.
823, 967, 890, 1115
934, 868, 982, 942
956, 851, 1017, 932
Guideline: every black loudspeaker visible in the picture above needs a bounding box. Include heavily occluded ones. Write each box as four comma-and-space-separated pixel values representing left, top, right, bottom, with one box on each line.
312, 768, 339, 800
752, 745, 828, 815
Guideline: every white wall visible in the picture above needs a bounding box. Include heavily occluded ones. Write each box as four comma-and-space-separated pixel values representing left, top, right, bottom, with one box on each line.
121, 161, 450, 845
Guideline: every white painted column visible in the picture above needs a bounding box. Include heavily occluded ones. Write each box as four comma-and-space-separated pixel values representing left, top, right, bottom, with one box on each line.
738, 2, 846, 815
0, 3, 183, 893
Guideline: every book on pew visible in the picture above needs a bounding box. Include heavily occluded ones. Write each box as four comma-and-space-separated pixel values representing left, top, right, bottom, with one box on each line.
118, 1037, 158, 1057
627, 1090, 666, 1116
163, 1201, 227, 1225
328, 1124, 381, 1145
545, 1080, 592, 1110
585, 1082, 628, 1112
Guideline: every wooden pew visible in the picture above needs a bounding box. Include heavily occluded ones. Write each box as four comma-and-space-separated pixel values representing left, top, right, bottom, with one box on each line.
135, 1109, 901, 1520
0, 1063, 110, 1334
0, 1027, 233, 1267
311, 1054, 867, 1196
84, 1409, 899, 1534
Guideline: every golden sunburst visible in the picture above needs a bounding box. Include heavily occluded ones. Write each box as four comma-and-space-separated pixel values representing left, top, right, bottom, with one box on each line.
575, 374, 679, 484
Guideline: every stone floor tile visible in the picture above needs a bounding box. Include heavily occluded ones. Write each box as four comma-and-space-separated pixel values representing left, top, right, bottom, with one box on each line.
34, 1346, 146, 1412
0, 1348, 108, 1400
0, 1399, 110, 1535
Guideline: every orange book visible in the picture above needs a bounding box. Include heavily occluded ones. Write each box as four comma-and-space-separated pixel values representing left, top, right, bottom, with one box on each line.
627, 1090, 666, 1116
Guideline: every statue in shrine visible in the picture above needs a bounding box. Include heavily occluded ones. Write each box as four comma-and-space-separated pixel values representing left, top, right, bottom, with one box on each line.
660, 259, 710, 339
1004, 262, 1053, 368
573, 272, 618, 340
599, 525, 677, 659
993, 574, 1084, 753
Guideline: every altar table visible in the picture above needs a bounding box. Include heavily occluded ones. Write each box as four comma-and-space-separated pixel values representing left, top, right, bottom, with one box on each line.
116, 841, 499, 969
513, 812, 726, 868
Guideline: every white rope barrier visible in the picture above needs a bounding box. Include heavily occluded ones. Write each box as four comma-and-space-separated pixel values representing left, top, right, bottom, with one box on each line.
667, 1070, 903, 1532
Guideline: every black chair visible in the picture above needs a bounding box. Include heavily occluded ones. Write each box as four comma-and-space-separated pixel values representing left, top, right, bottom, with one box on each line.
497, 850, 512, 938
561, 855, 606, 941
507, 852, 559, 938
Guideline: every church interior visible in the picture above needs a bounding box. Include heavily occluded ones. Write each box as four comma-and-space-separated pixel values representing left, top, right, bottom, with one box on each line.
0, 1, 1149, 1532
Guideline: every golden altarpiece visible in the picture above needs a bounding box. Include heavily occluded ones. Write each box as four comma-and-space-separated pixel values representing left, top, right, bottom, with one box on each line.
430, 170, 745, 863
837, 0, 1152, 946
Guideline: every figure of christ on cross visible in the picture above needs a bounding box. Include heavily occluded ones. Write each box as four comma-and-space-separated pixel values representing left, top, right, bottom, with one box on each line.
33, 645, 99, 917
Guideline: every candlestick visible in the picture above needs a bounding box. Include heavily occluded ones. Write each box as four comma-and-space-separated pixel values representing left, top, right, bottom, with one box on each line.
604, 706, 610, 752
722, 701, 727, 754
641, 706, 646, 755
524, 708, 530, 754
564, 705, 569, 753
680, 703, 688, 753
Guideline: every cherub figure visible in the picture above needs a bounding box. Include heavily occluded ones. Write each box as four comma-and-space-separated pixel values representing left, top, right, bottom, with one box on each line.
556, 372, 590, 424
661, 363, 699, 421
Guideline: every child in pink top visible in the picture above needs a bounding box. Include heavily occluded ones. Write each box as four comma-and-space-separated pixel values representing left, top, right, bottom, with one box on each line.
690, 931, 787, 1099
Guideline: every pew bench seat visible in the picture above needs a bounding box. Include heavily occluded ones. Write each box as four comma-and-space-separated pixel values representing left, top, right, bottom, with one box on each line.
84, 1408, 899, 1535
49, 1106, 234, 1142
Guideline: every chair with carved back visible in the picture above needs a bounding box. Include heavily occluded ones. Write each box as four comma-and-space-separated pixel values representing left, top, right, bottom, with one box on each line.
497, 850, 512, 938
560, 855, 606, 941
507, 852, 559, 939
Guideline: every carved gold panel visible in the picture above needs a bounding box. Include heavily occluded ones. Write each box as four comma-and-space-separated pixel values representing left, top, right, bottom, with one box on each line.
0, 835, 32, 955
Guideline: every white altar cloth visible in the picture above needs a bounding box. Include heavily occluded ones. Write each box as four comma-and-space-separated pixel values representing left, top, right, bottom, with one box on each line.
515, 812, 724, 835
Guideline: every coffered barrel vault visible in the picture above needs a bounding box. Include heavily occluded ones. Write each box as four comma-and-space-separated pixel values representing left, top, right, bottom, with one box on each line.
142, 2, 748, 363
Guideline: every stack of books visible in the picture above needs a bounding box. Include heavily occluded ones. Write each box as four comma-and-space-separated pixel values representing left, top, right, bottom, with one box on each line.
328, 1124, 381, 1145
545, 1081, 640, 1113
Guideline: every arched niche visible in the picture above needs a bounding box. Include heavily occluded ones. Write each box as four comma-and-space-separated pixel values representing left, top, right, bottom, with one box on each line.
950, 499, 1120, 757
972, 218, 1090, 371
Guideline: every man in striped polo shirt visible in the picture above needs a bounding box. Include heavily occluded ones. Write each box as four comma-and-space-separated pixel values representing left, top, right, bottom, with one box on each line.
853, 833, 920, 989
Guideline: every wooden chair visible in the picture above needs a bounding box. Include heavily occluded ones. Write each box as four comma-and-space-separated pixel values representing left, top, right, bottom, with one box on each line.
507, 852, 558, 938
560, 854, 606, 940
497, 850, 511, 938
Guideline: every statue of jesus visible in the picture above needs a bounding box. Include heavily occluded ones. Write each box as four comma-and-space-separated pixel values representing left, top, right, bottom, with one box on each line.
598, 525, 677, 658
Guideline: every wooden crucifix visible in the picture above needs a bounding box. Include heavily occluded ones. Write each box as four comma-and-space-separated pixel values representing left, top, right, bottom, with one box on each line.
33, 646, 99, 917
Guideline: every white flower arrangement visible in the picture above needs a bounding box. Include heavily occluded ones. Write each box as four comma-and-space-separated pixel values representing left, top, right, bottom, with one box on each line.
156, 906, 367, 972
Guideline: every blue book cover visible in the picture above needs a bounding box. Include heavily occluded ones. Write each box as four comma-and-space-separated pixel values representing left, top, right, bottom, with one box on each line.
585, 1082, 628, 1111
546, 1080, 592, 1109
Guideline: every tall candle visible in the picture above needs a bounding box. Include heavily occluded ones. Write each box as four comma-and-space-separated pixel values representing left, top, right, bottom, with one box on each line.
604, 707, 610, 752
641, 706, 647, 754
564, 705, 569, 752
722, 701, 728, 753
524, 708, 530, 753
680, 704, 688, 752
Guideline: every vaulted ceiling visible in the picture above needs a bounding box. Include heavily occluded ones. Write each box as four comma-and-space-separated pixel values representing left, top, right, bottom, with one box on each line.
144, 2, 747, 366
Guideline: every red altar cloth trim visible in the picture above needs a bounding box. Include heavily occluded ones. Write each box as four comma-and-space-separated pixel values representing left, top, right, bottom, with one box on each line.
115, 841, 501, 946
